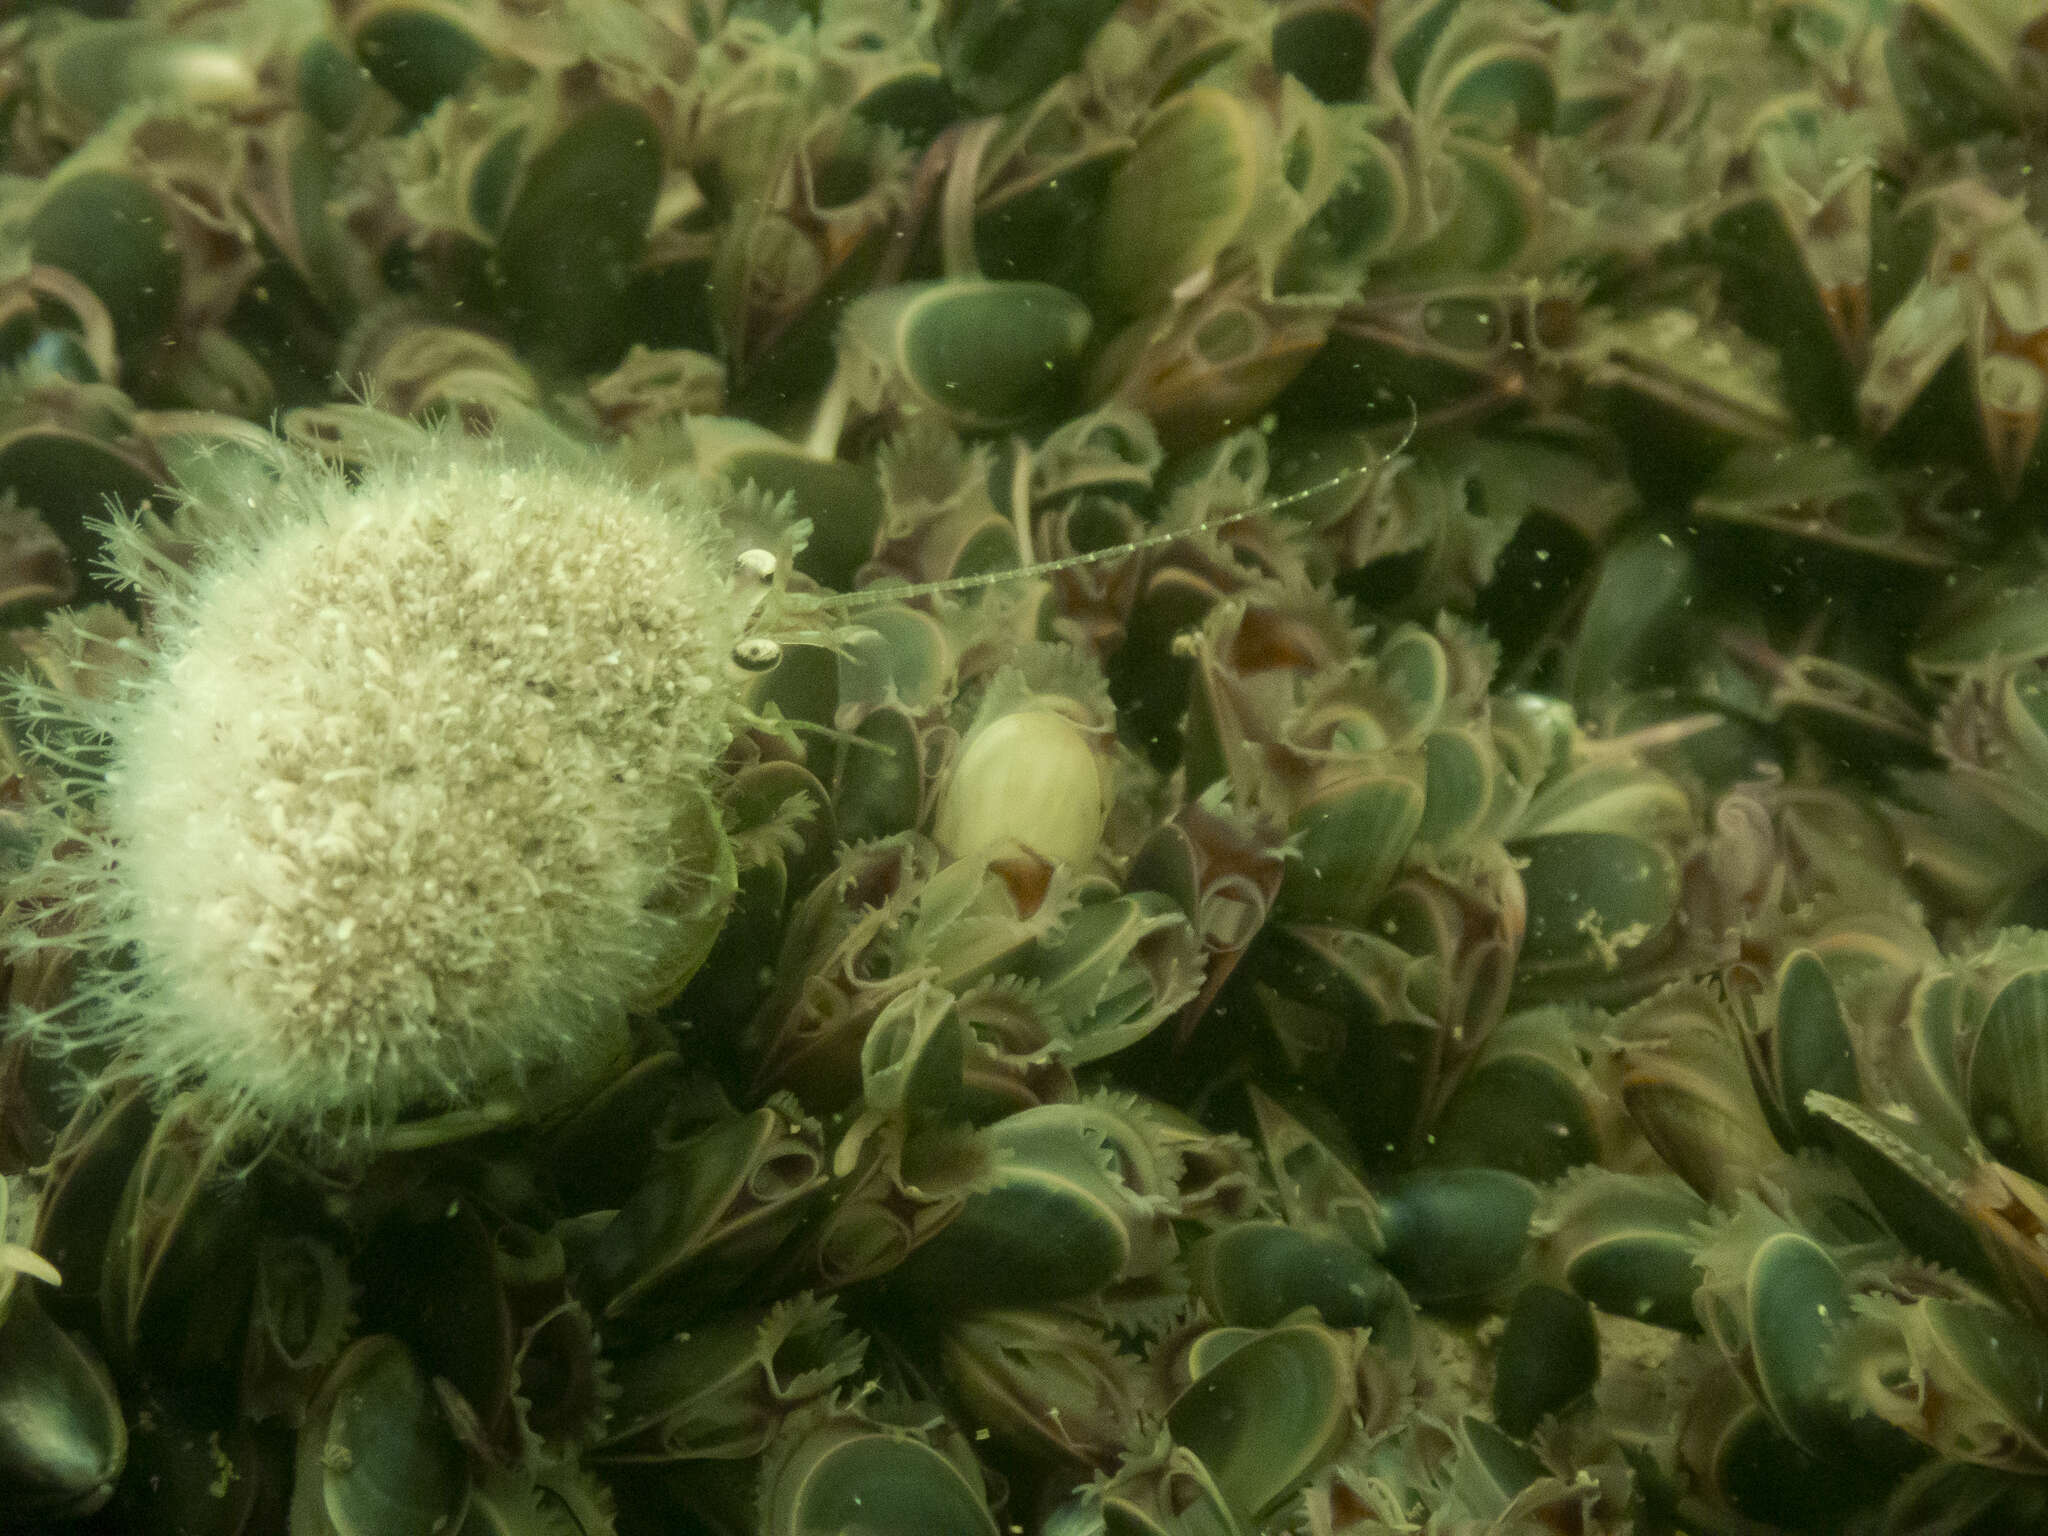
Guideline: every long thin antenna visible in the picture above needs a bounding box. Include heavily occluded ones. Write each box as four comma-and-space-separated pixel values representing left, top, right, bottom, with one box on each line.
818, 404, 1420, 615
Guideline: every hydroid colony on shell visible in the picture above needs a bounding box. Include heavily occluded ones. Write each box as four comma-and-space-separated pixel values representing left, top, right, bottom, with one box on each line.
10, 436, 754, 1153
14, 0, 2048, 1534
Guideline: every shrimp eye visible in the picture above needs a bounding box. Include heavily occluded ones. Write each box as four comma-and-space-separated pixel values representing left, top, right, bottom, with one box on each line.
734, 548, 779, 584
731, 636, 783, 672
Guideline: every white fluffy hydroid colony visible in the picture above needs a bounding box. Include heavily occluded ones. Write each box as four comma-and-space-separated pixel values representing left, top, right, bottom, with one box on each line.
6, 438, 750, 1153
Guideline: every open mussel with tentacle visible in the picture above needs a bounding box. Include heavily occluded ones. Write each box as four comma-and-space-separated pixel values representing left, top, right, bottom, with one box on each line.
0, 1171, 124, 1526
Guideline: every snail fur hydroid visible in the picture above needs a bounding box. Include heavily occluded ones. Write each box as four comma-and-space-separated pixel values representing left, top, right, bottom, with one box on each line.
4, 429, 761, 1156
